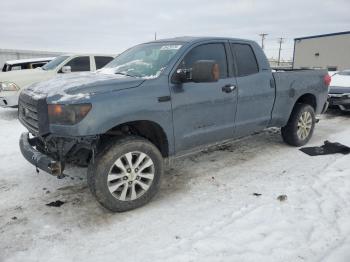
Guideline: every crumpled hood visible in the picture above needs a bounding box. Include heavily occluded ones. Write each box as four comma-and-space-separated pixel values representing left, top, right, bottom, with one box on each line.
24, 72, 145, 103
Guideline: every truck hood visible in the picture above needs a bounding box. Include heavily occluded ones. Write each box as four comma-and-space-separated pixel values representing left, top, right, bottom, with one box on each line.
0, 68, 52, 83
24, 72, 145, 103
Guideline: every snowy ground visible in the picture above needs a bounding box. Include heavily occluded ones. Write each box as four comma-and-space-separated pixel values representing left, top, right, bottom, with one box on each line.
0, 108, 349, 262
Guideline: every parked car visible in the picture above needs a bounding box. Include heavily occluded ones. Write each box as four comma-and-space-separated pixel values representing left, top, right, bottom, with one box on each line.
2, 57, 56, 72
18, 37, 330, 212
328, 69, 350, 111
0, 54, 114, 107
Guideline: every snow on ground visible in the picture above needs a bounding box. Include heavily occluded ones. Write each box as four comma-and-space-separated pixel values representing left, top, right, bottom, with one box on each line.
0, 108, 350, 262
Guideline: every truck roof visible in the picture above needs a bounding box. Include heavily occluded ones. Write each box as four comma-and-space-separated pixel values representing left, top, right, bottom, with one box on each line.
146, 36, 254, 44
6, 57, 56, 65
61, 53, 116, 57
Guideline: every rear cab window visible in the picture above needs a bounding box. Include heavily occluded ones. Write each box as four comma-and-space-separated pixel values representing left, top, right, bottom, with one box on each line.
95, 56, 114, 69
231, 43, 259, 77
179, 43, 228, 80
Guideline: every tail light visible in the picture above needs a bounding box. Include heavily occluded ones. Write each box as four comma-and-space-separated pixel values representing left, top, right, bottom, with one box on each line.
324, 74, 331, 87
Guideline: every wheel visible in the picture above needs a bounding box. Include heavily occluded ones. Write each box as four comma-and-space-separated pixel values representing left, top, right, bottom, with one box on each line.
87, 136, 163, 212
281, 103, 316, 147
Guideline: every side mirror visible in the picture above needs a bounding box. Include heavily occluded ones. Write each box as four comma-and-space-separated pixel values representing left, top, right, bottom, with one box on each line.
192, 60, 220, 83
172, 68, 189, 84
61, 65, 72, 73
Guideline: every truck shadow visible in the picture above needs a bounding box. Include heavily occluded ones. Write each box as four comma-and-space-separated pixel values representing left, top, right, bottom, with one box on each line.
324, 108, 350, 118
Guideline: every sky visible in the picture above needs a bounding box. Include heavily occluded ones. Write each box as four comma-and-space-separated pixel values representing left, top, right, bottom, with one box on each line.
0, 0, 349, 60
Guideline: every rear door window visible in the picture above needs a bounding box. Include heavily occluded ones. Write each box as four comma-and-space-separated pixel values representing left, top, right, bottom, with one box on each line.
65, 56, 90, 72
95, 56, 114, 69
231, 43, 259, 77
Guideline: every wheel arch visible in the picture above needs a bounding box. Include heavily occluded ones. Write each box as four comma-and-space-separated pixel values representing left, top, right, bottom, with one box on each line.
103, 120, 170, 158
294, 93, 317, 110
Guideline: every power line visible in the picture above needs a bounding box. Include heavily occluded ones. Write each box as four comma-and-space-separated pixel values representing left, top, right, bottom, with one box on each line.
259, 33, 268, 50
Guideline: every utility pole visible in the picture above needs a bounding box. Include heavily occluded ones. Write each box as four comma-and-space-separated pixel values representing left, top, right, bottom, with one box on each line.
259, 33, 268, 50
277, 37, 284, 66
154, 32, 157, 40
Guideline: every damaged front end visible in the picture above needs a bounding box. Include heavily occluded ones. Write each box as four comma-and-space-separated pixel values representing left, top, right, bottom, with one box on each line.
19, 132, 98, 178
18, 87, 99, 177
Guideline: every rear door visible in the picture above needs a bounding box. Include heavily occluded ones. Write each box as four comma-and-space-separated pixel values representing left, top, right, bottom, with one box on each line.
170, 41, 238, 153
230, 42, 275, 137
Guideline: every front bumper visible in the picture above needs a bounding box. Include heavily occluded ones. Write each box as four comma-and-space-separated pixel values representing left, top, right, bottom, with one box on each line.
19, 132, 62, 176
328, 93, 350, 111
0, 91, 19, 107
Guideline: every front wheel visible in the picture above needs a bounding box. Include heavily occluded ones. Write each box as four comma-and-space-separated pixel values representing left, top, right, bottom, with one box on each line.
87, 136, 163, 212
281, 103, 316, 146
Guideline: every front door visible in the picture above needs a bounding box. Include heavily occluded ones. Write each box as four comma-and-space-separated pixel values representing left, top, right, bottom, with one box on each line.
170, 42, 238, 153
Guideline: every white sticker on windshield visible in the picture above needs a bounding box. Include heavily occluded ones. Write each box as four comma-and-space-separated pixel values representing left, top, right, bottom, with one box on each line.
160, 45, 182, 50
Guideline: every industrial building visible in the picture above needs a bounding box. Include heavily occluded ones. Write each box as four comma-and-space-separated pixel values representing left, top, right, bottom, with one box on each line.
0, 48, 62, 69
293, 31, 350, 71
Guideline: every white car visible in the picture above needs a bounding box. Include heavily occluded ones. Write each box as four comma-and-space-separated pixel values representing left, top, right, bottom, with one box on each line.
0, 54, 114, 107
328, 69, 350, 111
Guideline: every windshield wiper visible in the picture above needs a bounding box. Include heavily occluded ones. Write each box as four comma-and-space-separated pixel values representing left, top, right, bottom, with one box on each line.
115, 72, 138, 77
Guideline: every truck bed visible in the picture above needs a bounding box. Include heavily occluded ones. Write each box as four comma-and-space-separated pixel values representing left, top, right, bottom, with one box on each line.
269, 69, 329, 127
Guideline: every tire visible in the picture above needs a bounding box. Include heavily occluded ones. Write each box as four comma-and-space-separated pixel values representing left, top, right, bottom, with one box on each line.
87, 136, 163, 212
281, 103, 316, 147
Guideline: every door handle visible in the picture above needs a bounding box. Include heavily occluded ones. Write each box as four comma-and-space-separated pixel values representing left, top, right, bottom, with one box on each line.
222, 84, 236, 93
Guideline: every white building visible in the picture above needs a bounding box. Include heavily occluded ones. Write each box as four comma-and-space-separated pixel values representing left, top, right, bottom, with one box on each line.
293, 31, 350, 71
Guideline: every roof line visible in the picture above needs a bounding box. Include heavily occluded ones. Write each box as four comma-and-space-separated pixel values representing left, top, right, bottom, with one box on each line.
294, 31, 350, 41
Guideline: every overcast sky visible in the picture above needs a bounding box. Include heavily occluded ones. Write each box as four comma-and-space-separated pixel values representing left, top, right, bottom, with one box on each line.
1, 0, 349, 60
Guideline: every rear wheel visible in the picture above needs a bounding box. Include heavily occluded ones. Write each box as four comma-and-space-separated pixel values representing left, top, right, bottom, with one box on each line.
87, 136, 163, 212
281, 103, 316, 146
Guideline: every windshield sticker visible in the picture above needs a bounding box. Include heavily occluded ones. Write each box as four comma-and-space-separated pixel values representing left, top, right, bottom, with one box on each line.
160, 45, 182, 50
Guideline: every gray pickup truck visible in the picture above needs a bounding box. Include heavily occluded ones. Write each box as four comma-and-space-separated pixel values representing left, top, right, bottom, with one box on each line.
18, 37, 330, 212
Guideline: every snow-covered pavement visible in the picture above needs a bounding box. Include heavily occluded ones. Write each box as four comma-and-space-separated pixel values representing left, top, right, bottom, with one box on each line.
0, 108, 349, 262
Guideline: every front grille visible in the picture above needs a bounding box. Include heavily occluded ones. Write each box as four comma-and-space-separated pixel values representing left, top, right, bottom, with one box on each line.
18, 92, 49, 135
19, 95, 39, 134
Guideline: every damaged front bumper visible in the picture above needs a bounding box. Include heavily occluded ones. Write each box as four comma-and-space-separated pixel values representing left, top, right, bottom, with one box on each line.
19, 132, 63, 176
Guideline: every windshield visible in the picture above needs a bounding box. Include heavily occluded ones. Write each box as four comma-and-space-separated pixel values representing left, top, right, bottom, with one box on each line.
42, 56, 69, 70
101, 42, 183, 78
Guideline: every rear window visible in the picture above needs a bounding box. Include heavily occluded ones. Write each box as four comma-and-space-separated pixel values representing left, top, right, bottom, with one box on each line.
95, 56, 114, 69
232, 43, 259, 77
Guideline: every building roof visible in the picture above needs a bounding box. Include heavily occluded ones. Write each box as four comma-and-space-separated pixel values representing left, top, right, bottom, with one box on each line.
295, 31, 350, 41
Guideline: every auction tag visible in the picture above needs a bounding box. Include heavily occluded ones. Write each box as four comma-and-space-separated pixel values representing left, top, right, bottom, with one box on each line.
160, 45, 182, 50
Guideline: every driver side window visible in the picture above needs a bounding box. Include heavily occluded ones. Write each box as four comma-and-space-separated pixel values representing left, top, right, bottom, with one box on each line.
179, 43, 228, 80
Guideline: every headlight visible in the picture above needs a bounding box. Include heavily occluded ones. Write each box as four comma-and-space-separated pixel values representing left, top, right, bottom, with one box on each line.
48, 103, 92, 125
0, 82, 19, 91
